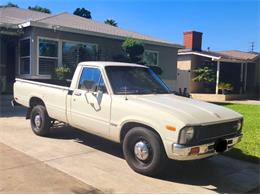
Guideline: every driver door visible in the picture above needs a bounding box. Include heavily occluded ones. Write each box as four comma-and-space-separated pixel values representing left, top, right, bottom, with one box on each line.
70, 67, 111, 137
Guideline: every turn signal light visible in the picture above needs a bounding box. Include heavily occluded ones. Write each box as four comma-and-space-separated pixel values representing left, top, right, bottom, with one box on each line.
189, 147, 200, 155
166, 125, 176, 132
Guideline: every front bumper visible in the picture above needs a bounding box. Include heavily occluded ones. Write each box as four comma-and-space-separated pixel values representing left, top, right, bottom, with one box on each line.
168, 134, 242, 160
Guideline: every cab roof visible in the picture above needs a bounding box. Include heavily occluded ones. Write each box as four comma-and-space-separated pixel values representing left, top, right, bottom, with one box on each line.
78, 61, 147, 68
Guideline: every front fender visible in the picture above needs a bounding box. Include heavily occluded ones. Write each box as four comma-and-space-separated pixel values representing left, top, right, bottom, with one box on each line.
109, 115, 180, 144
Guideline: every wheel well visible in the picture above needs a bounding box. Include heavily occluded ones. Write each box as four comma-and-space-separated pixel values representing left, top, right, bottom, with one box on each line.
29, 97, 45, 108
120, 122, 161, 143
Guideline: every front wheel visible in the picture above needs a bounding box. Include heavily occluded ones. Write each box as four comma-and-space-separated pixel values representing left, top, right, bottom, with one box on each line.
30, 105, 51, 136
123, 127, 167, 176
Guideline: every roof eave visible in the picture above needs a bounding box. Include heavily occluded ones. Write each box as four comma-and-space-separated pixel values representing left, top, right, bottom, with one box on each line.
0, 22, 21, 36
21, 21, 182, 49
214, 58, 256, 63
178, 51, 221, 60
178, 51, 257, 63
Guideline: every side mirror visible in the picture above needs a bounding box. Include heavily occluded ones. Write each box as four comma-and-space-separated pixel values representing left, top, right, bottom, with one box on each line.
96, 89, 103, 104
85, 90, 103, 111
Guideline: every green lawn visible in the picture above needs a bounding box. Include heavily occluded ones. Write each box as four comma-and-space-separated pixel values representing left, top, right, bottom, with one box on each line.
216, 103, 260, 163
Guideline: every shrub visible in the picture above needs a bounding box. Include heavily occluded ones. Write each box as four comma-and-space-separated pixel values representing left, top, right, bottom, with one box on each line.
112, 54, 130, 62
122, 38, 144, 63
149, 65, 163, 75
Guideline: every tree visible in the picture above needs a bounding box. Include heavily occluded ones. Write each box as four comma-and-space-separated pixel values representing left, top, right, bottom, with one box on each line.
122, 38, 144, 63
104, 19, 118, 27
28, 5, 51, 13
73, 8, 91, 19
0, 2, 19, 8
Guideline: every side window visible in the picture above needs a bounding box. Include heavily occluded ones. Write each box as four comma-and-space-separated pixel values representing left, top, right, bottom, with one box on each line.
78, 67, 107, 93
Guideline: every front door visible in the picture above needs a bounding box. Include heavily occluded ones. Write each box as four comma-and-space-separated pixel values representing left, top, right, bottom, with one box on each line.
6, 40, 16, 93
0, 35, 16, 94
70, 67, 111, 137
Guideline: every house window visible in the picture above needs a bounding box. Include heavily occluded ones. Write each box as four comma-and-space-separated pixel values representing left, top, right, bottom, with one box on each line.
62, 42, 98, 69
38, 39, 58, 75
143, 50, 159, 66
19, 39, 30, 74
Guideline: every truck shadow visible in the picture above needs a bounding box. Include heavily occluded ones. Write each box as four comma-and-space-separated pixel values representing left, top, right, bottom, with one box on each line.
48, 125, 259, 194
0, 106, 27, 117
49, 124, 124, 159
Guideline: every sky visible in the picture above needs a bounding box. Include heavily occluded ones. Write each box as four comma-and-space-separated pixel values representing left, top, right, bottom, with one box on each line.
1, 0, 260, 52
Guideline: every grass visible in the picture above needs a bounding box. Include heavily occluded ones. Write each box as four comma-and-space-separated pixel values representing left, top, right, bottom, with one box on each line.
215, 102, 260, 163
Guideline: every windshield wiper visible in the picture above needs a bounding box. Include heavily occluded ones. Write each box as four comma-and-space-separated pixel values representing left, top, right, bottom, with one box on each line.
116, 91, 137, 95
116, 88, 169, 95
151, 88, 169, 94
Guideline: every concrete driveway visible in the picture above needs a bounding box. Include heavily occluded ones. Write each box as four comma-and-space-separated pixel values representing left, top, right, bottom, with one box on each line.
0, 107, 259, 193
0, 143, 100, 193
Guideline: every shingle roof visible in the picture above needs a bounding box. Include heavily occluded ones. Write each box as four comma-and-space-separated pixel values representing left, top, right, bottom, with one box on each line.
0, 7, 181, 48
178, 48, 259, 62
0, 7, 50, 24
37, 13, 173, 45
218, 50, 259, 61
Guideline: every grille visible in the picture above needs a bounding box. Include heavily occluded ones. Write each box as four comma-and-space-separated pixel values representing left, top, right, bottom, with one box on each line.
195, 121, 239, 144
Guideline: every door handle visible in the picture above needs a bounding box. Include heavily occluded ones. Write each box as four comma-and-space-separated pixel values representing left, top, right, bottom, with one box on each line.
74, 92, 82, 96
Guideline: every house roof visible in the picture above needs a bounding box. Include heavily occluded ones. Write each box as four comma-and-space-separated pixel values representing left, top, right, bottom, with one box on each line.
0, 7, 182, 48
0, 7, 50, 25
178, 48, 259, 63
218, 50, 259, 61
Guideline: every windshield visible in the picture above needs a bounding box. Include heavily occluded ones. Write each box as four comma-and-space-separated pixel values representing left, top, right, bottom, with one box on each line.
105, 66, 170, 95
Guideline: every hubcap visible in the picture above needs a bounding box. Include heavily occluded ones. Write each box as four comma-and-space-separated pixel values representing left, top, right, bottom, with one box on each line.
34, 114, 41, 128
134, 141, 150, 161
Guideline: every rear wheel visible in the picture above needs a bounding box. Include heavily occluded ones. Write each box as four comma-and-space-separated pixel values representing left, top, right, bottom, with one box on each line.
30, 105, 51, 136
123, 127, 167, 176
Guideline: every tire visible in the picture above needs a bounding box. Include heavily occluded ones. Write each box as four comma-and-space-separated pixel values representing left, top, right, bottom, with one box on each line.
123, 127, 167, 176
30, 105, 51, 136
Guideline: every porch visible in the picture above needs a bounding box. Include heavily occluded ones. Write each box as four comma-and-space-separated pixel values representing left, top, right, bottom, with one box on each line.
0, 34, 19, 94
190, 56, 259, 101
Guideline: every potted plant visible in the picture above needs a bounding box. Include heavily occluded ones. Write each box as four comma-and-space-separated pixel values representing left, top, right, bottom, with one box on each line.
54, 67, 71, 80
218, 82, 233, 94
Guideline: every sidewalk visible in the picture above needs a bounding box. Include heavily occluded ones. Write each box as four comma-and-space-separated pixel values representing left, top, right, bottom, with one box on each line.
227, 99, 260, 105
0, 143, 101, 193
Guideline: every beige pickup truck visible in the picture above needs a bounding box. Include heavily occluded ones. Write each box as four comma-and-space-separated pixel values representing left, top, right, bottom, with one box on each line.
13, 61, 243, 176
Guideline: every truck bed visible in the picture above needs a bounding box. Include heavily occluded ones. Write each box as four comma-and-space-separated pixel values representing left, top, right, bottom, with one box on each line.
23, 79, 71, 87
14, 78, 71, 123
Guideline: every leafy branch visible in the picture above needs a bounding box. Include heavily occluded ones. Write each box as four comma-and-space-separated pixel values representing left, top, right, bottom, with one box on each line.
192, 66, 216, 83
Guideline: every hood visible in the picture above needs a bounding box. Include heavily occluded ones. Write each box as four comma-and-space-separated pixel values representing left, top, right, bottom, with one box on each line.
132, 94, 242, 125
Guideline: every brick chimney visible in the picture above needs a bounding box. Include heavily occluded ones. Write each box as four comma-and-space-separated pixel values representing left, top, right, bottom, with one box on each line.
183, 31, 203, 51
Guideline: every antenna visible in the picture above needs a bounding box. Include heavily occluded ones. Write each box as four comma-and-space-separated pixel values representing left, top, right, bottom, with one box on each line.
250, 42, 254, 52
124, 86, 128, 101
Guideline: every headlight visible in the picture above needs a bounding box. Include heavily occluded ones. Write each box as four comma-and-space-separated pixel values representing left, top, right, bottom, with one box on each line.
179, 127, 195, 144
236, 120, 243, 131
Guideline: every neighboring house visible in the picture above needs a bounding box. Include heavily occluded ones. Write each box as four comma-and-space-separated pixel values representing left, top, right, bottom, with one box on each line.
0, 7, 182, 94
177, 31, 260, 100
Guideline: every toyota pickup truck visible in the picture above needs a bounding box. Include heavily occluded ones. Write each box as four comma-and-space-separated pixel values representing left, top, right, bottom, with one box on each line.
13, 61, 243, 176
